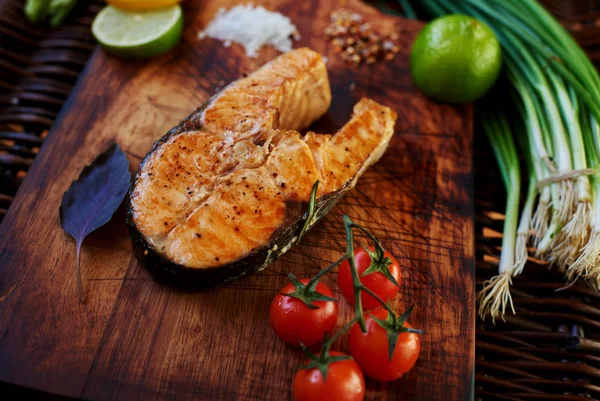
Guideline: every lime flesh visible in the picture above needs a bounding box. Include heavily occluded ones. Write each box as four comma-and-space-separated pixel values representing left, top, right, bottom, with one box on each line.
92, 5, 183, 59
410, 14, 502, 104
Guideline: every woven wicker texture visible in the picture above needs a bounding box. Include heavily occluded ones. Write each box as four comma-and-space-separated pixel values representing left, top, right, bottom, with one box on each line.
0, 0, 600, 400
0, 0, 102, 221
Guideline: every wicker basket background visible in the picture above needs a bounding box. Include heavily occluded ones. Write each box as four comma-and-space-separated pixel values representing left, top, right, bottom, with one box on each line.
1, 0, 600, 400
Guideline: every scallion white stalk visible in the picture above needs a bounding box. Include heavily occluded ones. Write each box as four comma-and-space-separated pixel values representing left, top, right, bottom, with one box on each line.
477, 114, 521, 322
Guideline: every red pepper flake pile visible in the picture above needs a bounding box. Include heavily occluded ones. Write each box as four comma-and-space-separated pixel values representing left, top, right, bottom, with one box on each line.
324, 9, 400, 66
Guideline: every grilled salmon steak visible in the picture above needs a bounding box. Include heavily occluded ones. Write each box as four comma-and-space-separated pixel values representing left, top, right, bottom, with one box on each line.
126, 48, 397, 288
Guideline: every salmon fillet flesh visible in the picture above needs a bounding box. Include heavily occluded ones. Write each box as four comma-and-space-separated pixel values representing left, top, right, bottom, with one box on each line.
126, 48, 397, 288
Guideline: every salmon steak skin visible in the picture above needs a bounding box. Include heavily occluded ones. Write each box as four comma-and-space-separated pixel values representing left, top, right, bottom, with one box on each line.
126, 48, 397, 289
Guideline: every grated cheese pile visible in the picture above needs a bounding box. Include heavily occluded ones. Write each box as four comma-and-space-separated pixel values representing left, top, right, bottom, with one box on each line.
198, 4, 299, 58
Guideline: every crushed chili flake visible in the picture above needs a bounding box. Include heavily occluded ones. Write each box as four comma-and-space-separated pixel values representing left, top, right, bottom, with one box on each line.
325, 9, 399, 66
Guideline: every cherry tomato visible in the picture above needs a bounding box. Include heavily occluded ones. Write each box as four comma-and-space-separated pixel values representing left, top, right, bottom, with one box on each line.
348, 309, 420, 381
337, 247, 401, 309
270, 279, 338, 346
293, 351, 365, 401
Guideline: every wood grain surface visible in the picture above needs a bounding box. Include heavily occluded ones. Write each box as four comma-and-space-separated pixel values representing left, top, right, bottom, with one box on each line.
0, 0, 474, 400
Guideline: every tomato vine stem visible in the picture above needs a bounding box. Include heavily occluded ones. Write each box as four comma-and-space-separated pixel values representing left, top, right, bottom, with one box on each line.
292, 182, 422, 377
324, 317, 359, 352
341, 215, 410, 333
305, 254, 349, 289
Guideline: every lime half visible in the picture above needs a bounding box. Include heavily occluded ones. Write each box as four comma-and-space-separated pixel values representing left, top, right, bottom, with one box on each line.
92, 5, 183, 59
410, 14, 502, 104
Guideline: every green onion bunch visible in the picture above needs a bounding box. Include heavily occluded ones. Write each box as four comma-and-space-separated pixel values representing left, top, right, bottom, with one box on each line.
414, 0, 600, 321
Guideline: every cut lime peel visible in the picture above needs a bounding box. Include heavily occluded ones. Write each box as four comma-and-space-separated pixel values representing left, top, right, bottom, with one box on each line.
92, 5, 182, 48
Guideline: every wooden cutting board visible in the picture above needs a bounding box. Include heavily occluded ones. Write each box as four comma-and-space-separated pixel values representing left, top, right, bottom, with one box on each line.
0, 0, 474, 400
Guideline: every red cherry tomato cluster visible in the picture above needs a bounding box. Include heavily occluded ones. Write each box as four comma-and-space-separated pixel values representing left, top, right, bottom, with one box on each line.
269, 234, 422, 401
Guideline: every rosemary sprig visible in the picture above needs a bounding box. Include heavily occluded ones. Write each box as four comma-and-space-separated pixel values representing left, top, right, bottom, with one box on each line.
296, 180, 320, 244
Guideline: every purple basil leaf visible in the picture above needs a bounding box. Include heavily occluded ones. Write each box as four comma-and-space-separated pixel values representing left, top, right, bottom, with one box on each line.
59, 143, 130, 303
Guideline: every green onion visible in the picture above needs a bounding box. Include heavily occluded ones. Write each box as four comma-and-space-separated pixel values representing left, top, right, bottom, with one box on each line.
477, 112, 522, 322
571, 112, 600, 279
414, 0, 600, 320
398, 0, 417, 19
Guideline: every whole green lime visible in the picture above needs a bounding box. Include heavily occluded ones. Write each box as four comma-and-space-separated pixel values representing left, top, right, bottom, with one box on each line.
410, 14, 502, 104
